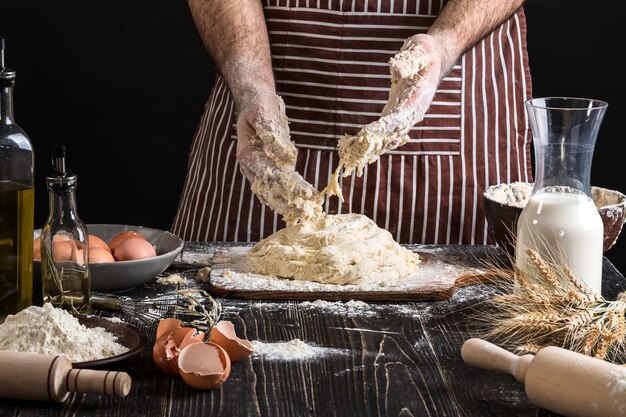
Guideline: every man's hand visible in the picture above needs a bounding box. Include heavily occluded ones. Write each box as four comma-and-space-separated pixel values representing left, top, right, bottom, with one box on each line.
235, 87, 323, 224
333, 34, 446, 185
235, 87, 297, 182
366, 33, 444, 149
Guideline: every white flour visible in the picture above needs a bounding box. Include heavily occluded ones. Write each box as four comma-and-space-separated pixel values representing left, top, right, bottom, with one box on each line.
156, 274, 188, 285
251, 339, 345, 361
484, 182, 532, 208
0, 303, 127, 362
195, 266, 211, 283
607, 369, 626, 395
299, 299, 379, 317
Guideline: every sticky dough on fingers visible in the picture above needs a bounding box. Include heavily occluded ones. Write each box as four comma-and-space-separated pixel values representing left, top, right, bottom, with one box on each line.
321, 43, 433, 202
245, 134, 323, 225
253, 96, 297, 170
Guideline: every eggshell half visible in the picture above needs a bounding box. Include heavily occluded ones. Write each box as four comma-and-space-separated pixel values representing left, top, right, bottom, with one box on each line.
209, 321, 254, 362
156, 318, 183, 340
152, 327, 205, 376
178, 342, 231, 390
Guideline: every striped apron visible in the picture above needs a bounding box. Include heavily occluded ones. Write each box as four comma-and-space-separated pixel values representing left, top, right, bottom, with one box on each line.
172, 0, 532, 245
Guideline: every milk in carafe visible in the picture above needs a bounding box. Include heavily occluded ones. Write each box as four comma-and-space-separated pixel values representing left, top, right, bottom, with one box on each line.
515, 191, 604, 293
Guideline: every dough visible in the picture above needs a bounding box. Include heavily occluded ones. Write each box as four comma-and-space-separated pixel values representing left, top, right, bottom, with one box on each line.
251, 167, 323, 225
253, 96, 297, 171
246, 213, 420, 286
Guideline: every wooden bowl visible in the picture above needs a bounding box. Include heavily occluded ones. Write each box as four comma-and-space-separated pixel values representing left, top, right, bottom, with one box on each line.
484, 184, 626, 256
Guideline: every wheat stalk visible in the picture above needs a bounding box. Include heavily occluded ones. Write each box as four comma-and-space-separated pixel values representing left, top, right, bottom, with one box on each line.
480, 250, 626, 362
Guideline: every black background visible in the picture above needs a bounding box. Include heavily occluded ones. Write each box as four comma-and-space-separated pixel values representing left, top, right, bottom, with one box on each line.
1, 0, 624, 272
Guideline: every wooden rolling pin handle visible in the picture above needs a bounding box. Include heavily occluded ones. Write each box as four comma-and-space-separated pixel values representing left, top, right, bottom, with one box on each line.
65, 369, 132, 397
0, 351, 132, 402
461, 338, 533, 383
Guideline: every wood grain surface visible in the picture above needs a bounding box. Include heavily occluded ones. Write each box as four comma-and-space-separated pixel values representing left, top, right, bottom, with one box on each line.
2, 243, 624, 417
209, 244, 510, 301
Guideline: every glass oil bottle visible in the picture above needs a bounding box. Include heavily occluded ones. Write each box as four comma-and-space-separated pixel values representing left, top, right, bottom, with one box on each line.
41, 145, 91, 314
0, 37, 34, 315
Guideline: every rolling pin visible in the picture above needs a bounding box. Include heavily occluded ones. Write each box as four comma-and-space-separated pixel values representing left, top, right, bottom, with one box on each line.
0, 351, 132, 402
461, 338, 626, 417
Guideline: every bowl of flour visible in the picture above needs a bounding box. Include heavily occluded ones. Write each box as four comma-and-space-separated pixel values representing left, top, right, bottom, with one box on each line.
484, 182, 626, 256
0, 303, 146, 367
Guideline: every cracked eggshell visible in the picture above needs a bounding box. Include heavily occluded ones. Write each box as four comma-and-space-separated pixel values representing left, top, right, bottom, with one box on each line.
156, 318, 183, 340
152, 326, 205, 376
178, 342, 231, 390
209, 320, 254, 362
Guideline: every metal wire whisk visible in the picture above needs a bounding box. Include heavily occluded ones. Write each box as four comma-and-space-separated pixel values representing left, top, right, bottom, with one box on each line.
91, 290, 221, 332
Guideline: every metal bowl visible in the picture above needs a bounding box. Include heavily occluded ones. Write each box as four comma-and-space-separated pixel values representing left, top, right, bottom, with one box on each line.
34, 224, 183, 293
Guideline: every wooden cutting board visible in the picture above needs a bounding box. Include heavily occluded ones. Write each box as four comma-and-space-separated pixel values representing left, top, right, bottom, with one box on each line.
208, 244, 509, 301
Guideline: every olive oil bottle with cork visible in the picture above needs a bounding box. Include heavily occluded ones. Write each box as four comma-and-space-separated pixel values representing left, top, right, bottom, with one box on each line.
0, 37, 35, 315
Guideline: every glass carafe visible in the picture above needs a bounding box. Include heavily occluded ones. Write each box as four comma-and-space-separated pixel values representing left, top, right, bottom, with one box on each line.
516, 97, 607, 294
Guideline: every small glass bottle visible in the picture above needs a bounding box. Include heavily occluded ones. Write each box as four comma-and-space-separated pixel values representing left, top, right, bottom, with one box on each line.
41, 145, 91, 314
0, 37, 34, 315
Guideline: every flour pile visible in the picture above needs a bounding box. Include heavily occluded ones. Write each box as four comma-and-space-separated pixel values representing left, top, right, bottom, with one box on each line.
0, 303, 127, 362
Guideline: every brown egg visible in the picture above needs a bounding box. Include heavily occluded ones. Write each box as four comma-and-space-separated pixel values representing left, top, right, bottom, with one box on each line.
114, 237, 157, 261
152, 327, 205, 376
89, 247, 115, 263
178, 342, 231, 390
35, 235, 86, 263
53, 240, 76, 262
108, 231, 146, 253
88, 235, 111, 252
209, 320, 254, 362
33, 236, 41, 260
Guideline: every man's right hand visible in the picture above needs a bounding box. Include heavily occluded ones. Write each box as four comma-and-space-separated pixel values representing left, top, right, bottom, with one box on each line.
234, 87, 323, 224
235, 87, 297, 182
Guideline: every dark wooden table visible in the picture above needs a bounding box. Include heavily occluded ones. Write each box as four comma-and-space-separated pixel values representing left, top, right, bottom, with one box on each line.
3, 244, 625, 417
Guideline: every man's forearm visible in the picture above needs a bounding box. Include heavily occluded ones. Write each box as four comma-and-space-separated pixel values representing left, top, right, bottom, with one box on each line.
187, 0, 275, 108
428, 0, 526, 73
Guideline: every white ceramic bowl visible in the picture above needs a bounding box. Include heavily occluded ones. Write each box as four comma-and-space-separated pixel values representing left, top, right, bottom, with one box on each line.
34, 224, 183, 293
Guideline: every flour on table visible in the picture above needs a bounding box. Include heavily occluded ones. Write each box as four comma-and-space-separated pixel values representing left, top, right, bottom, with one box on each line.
299, 299, 378, 317
195, 266, 211, 283
179, 252, 213, 265
251, 339, 345, 361
247, 213, 420, 286
0, 303, 127, 362
156, 274, 188, 285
